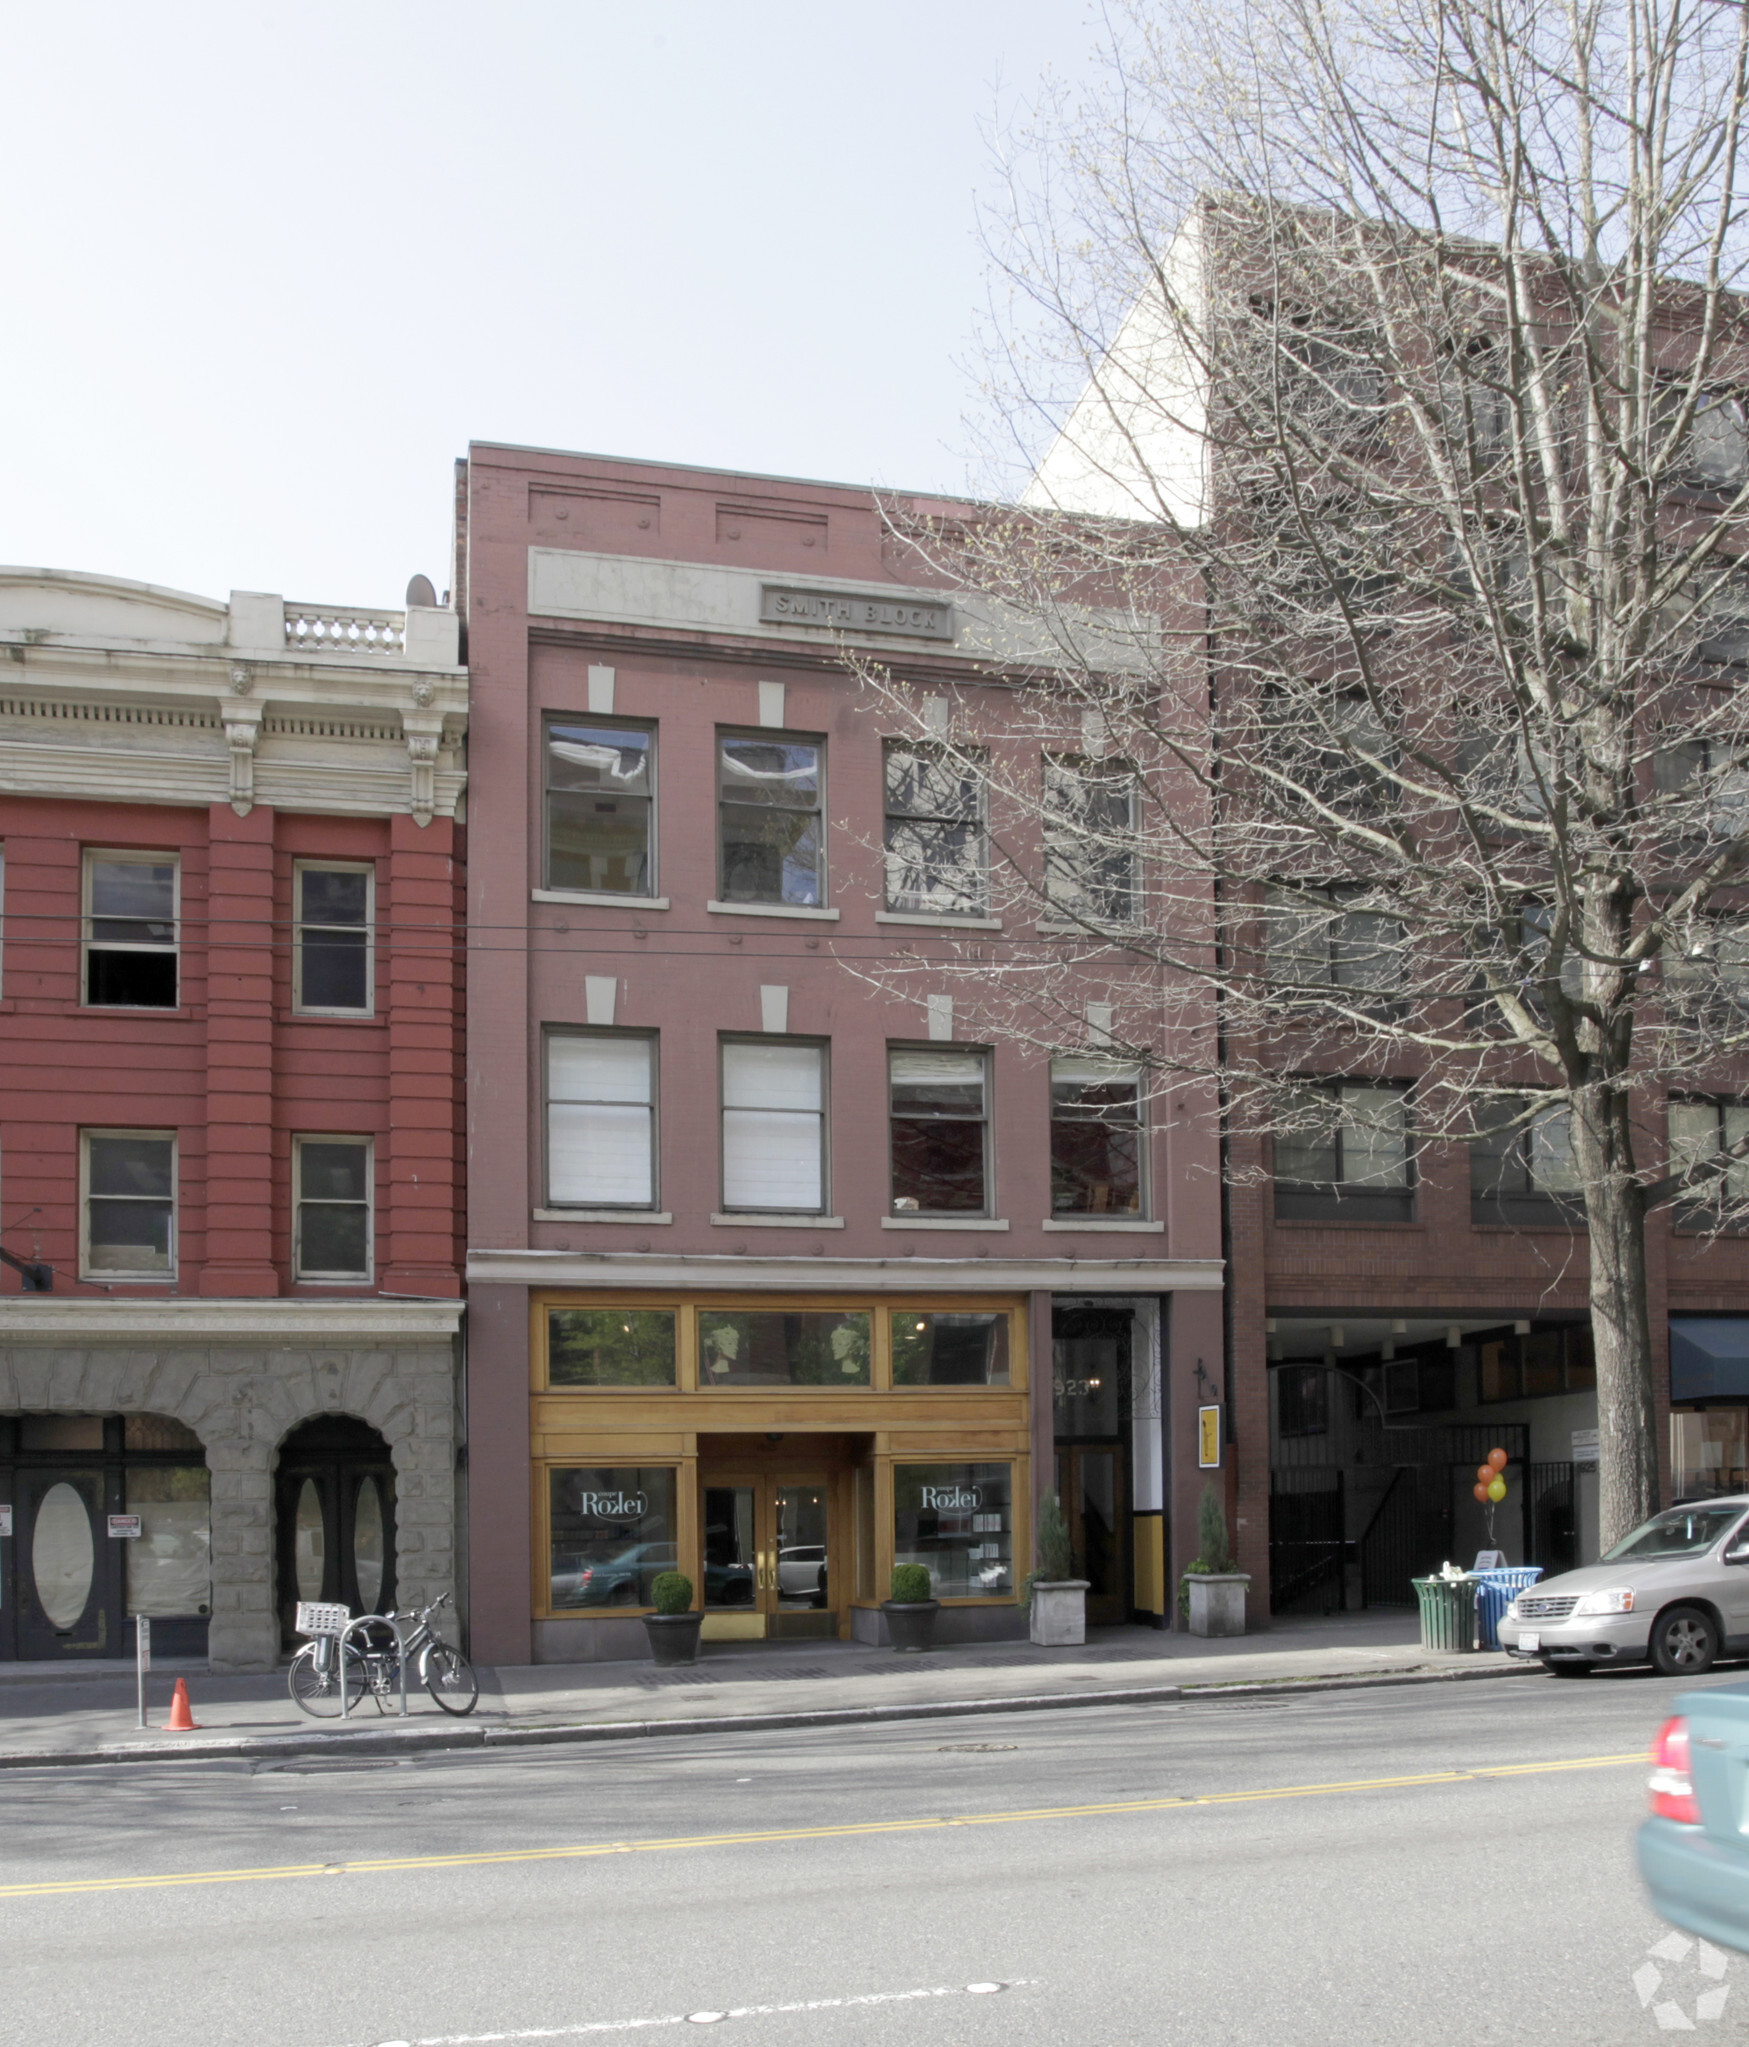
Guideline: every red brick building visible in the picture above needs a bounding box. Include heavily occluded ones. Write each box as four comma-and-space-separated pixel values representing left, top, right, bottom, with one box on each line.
457, 445, 1224, 1667
0, 571, 467, 1668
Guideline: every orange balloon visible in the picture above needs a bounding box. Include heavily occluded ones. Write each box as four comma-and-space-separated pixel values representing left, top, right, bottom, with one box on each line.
1488, 1448, 1509, 1472
1477, 1464, 1494, 1485
1473, 1483, 1490, 1502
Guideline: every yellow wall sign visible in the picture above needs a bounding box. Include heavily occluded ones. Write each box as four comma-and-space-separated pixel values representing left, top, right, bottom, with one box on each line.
1197, 1405, 1222, 1468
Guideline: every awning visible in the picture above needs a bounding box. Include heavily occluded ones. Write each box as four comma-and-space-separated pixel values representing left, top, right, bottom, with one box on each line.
1670, 1317, 1749, 1402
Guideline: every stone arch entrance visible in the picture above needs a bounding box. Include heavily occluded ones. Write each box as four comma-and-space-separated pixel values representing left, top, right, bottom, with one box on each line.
274, 1415, 398, 1647
0, 1411, 210, 1662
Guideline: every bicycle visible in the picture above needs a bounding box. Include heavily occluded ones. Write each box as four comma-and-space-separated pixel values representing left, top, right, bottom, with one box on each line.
288, 1592, 479, 1718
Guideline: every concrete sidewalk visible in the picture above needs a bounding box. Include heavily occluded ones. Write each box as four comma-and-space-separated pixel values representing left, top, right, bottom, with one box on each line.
0, 1614, 1538, 1768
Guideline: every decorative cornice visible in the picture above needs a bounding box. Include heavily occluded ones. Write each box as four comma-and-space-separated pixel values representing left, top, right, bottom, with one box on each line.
466, 1248, 1223, 1293
0, 1299, 464, 1339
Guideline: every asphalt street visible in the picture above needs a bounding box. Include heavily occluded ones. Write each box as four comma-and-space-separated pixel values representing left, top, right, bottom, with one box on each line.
0, 1667, 1720, 2047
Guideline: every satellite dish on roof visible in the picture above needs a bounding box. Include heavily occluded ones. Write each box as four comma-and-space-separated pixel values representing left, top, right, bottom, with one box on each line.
405, 574, 438, 609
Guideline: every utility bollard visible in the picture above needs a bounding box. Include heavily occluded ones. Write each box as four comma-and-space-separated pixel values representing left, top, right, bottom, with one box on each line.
135, 1615, 151, 1731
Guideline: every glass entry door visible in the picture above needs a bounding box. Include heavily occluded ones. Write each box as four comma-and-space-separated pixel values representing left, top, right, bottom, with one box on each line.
15, 1470, 114, 1658
1054, 1306, 1134, 1627
701, 1473, 833, 1640
1057, 1446, 1129, 1626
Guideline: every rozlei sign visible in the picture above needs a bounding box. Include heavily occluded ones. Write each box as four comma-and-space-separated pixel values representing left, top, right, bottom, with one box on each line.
920, 1485, 982, 1513
574, 1490, 648, 1520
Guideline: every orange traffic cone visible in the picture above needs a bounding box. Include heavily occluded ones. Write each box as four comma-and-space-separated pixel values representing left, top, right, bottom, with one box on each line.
161, 1677, 201, 1732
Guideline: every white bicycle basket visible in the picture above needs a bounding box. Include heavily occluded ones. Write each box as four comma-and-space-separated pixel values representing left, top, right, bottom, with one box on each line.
295, 1601, 351, 1638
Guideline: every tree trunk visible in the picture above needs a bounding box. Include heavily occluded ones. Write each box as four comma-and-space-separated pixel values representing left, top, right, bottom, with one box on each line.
1576, 1095, 1660, 1551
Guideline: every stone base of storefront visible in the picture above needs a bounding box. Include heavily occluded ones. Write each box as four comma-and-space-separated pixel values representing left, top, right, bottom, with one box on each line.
848, 1602, 1029, 1649
0, 1300, 463, 1671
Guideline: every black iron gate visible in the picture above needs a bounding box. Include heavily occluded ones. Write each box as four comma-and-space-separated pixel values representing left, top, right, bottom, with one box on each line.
1268, 1467, 1346, 1614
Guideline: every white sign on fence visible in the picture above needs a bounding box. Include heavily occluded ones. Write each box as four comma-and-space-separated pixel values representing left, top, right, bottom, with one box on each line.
1572, 1429, 1600, 1468
0, 1506, 11, 1538
107, 1514, 142, 1538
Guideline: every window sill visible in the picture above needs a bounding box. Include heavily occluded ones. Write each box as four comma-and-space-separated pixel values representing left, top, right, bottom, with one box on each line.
533, 1208, 673, 1224
281, 1010, 386, 1028
706, 900, 840, 922
875, 911, 1002, 930
710, 1213, 846, 1228
1033, 920, 1146, 938
531, 890, 670, 910
1270, 1216, 1426, 1231
1040, 1218, 1164, 1233
882, 1216, 1010, 1232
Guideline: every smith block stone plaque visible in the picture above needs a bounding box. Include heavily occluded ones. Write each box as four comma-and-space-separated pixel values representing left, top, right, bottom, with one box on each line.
760, 585, 955, 641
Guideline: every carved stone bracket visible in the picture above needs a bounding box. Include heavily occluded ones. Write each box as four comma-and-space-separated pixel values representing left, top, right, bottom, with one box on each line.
221, 701, 264, 816
402, 709, 445, 826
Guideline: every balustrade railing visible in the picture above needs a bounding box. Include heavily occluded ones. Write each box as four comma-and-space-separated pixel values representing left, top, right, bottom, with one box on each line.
283, 602, 406, 654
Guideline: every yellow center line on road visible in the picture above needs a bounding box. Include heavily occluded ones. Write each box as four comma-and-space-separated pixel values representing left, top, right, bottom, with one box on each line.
0, 1751, 1647, 1902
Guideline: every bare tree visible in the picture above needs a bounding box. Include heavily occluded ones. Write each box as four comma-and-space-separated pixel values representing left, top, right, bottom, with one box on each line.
859, 0, 1749, 1548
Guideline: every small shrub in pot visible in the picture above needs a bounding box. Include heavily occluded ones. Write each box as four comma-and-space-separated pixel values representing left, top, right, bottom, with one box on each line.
644, 1570, 703, 1665
882, 1562, 940, 1652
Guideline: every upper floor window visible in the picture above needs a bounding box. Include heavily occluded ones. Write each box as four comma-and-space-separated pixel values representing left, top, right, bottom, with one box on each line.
84, 852, 177, 1008
545, 720, 655, 896
1043, 758, 1137, 923
1664, 914, 1749, 1016
1470, 1097, 1582, 1226
294, 1136, 374, 1280
889, 1047, 989, 1214
1274, 1363, 1330, 1438
82, 1130, 175, 1278
1697, 566, 1749, 670
883, 743, 985, 916
1263, 884, 1403, 1001
718, 733, 823, 908
1657, 383, 1749, 492
1273, 1081, 1413, 1222
1669, 1099, 1749, 1232
720, 1038, 826, 1214
545, 1030, 657, 1210
293, 864, 373, 1015
1050, 1058, 1144, 1216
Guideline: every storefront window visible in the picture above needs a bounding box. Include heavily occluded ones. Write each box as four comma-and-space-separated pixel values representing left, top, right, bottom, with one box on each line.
893, 1462, 1013, 1597
125, 1466, 211, 1618
548, 1467, 676, 1609
891, 1312, 1011, 1387
548, 1308, 677, 1387
1672, 1410, 1749, 1498
699, 1310, 870, 1386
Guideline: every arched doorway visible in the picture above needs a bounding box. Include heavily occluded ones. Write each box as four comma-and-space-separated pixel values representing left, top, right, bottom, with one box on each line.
274, 1416, 397, 1648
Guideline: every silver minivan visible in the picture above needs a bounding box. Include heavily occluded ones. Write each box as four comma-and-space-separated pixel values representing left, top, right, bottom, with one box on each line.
1498, 1498, 1749, 1676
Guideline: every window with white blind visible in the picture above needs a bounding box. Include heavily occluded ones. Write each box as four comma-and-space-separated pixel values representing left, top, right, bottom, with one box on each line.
720, 1040, 826, 1213
545, 1032, 657, 1210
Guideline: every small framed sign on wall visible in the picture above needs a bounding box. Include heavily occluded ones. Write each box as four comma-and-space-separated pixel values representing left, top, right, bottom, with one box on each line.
1198, 1404, 1222, 1468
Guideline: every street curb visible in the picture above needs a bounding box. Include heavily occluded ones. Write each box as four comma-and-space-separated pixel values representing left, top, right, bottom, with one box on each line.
0, 1657, 1538, 1771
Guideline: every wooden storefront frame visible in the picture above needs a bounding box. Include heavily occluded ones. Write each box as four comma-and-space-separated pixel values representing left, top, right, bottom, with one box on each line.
529, 1289, 1032, 1631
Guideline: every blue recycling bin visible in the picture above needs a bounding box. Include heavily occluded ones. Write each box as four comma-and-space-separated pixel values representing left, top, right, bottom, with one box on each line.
1475, 1566, 1543, 1650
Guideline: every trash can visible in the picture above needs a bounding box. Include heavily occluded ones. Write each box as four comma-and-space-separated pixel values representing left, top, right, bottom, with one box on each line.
1475, 1566, 1544, 1651
1413, 1574, 1479, 1653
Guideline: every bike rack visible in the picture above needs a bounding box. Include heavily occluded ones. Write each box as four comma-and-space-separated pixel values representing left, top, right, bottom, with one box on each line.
337, 1611, 410, 1722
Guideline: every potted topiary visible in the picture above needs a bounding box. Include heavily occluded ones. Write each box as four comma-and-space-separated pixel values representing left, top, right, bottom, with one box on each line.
1183, 1486, 1250, 1638
1025, 1489, 1090, 1647
644, 1571, 703, 1665
882, 1562, 940, 1652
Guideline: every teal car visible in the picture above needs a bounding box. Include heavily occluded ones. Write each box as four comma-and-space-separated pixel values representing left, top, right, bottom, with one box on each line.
1640, 1682, 1749, 1951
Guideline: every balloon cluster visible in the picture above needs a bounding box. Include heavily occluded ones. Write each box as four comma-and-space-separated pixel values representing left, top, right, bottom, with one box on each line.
1472, 1448, 1509, 1504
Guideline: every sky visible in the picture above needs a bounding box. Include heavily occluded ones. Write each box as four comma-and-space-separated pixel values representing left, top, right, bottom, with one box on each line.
0, 2, 1106, 611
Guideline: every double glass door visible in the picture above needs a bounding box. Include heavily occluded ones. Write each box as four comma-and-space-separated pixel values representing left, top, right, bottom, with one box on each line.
701, 1474, 832, 1639
1054, 1306, 1134, 1627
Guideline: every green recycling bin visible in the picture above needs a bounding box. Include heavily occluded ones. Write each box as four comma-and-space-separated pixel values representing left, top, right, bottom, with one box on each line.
1413, 1574, 1478, 1653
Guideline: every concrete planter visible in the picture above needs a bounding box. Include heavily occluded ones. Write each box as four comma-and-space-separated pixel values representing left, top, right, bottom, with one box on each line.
1187, 1572, 1251, 1638
881, 1599, 941, 1652
643, 1613, 704, 1666
1029, 1580, 1090, 1647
